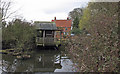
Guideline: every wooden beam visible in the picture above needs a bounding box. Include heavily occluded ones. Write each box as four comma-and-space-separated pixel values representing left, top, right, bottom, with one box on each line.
43, 30, 45, 46
54, 31, 56, 42
60, 31, 62, 41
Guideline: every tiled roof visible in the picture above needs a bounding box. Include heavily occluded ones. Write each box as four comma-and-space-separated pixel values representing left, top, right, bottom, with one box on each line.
54, 20, 72, 27
35, 23, 57, 30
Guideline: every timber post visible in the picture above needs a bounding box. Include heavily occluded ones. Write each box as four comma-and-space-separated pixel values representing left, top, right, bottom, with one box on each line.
43, 30, 45, 46
54, 31, 56, 42
60, 31, 62, 42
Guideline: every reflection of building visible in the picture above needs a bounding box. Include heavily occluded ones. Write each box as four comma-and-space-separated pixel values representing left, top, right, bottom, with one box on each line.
34, 54, 62, 72
2, 48, 75, 72
2, 50, 62, 72
52, 17, 72, 38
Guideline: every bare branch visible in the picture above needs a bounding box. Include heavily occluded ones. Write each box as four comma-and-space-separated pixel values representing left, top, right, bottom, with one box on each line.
3, 9, 18, 20
0, 0, 15, 21
3, 2, 11, 19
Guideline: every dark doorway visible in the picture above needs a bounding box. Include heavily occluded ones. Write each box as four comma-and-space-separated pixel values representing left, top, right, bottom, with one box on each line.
45, 30, 54, 37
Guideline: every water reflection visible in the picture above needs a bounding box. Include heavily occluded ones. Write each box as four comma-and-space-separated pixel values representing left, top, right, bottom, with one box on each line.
2, 47, 76, 72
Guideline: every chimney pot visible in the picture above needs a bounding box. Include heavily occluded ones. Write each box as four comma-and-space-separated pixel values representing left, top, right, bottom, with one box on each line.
54, 17, 56, 20
67, 17, 69, 20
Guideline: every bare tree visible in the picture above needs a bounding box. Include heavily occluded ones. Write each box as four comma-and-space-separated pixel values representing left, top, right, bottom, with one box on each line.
0, 0, 17, 21
0, 0, 18, 28
0, 7, 2, 28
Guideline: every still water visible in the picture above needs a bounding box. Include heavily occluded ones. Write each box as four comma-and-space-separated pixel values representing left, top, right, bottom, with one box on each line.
1, 46, 77, 73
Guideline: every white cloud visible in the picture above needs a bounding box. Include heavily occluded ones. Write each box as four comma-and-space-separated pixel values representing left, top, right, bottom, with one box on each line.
11, 0, 89, 21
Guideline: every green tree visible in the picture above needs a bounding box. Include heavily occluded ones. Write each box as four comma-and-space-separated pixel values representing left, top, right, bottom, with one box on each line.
69, 8, 84, 34
2, 19, 36, 53
79, 7, 91, 30
68, 8, 83, 21
73, 16, 79, 28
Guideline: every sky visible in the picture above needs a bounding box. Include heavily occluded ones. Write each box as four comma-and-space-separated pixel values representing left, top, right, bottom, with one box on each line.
9, 0, 90, 22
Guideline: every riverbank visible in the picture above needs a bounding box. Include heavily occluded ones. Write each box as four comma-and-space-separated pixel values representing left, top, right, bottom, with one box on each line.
0, 48, 33, 60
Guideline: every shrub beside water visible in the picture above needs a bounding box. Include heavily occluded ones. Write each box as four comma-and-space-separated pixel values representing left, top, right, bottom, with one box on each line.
2, 19, 36, 55
66, 2, 119, 72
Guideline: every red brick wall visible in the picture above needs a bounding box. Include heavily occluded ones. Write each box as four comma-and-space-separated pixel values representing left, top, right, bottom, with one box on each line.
52, 19, 72, 38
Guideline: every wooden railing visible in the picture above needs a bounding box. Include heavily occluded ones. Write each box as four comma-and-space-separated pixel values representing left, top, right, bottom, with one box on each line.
36, 37, 61, 45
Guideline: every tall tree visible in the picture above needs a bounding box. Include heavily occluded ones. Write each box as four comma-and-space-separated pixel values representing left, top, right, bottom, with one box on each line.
0, 8, 1, 20
0, 0, 12, 21
79, 7, 91, 30
73, 16, 79, 28
68, 8, 83, 21
0, 0, 17, 28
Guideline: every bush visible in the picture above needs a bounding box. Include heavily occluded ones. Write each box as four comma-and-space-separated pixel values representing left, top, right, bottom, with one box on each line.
66, 2, 119, 72
71, 28, 83, 35
2, 19, 36, 53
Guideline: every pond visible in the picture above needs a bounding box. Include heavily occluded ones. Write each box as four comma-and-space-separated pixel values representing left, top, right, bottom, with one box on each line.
1, 46, 77, 73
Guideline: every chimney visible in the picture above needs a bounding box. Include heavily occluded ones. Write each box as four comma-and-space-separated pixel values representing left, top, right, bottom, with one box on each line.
67, 17, 69, 20
54, 17, 56, 20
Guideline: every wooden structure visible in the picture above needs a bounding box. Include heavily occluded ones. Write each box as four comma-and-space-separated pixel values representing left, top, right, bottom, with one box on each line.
35, 22, 62, 47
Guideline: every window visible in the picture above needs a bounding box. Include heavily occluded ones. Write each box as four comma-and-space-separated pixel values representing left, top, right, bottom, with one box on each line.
64, 32, 65, 35
65, 27, 67, 30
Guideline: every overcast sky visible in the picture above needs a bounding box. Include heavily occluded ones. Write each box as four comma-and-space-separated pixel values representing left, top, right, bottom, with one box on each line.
10, 0, 90, 22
